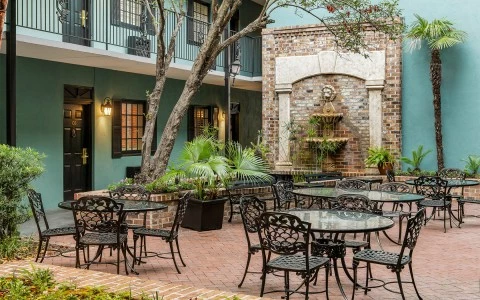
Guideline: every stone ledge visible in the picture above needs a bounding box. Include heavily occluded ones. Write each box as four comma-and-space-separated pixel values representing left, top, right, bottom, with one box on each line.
0, 261, 272, 300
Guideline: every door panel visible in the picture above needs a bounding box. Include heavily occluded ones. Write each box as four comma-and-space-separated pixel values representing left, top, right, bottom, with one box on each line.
63, 104, 89, 200
63, 0, 90, 46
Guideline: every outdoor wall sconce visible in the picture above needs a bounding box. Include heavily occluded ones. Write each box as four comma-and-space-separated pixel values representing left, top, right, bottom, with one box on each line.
101, 97, 113, 116
230, 59, 241, 86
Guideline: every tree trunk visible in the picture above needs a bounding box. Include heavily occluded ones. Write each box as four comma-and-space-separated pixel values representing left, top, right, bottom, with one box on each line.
0, 0, 8, 49
430, 49, 444, 170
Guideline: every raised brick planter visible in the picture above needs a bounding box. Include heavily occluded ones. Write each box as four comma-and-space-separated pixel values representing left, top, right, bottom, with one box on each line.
0, 261, 271, 300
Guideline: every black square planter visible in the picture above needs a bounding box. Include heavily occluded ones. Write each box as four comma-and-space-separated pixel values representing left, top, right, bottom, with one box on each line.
181, 197, 227, 231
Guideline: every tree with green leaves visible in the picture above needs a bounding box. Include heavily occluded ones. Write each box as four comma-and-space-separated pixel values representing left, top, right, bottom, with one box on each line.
406, 15, 467, 170
137, 0, 403, 181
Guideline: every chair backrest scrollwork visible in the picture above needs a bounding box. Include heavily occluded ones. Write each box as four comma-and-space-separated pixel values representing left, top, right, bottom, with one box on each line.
71, 196, 124, 235
332, 194, 376, 213
109, 184, 151, 201
336, 179, 369, 191
397, 208, 426, 265
271, 180, 294, 210
414, 176, 448, 200
27, 189, 49, 234
379, 182, 410, 193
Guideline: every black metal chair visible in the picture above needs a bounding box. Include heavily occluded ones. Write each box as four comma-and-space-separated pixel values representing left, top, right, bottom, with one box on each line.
330, 194, 376, 251
132, 192, 190, 274
27, 189, 76, 263
109, 184, 150, 256
414, 176, 453, 233
237, 195, 266, 287
271, 180, 295, 210
71, 196, 128, 274
256, 212, 330, 299
437, 168, 467, 221
352, 208, 426, 300
378, 183, 412, 243
386, 169, 396, 182
335, 179, 369, 191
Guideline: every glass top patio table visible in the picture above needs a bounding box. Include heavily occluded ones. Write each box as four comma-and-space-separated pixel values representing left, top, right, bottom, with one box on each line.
288, 209, 394, 233
58, 199, 168, 212
292, 187, 424, 203
404, 179, 479, 188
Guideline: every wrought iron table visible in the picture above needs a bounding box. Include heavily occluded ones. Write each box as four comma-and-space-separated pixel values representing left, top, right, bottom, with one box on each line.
404, 179, 479, 188
292, 187, 424, 207
288, 209, 394, 299
59, 199, 168, 274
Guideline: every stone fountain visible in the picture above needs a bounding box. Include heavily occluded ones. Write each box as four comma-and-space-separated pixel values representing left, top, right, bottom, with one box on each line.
305, 85, 348, 170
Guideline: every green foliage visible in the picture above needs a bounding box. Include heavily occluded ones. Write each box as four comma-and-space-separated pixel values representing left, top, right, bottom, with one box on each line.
292, 174, 306, 183
406, 14, 467, 51
0, 266, 139, 299
463, 155, 480, 176
107, 178, 135, 191
400, 145, 432, 172
250, 130, 271, 161
0, 236, 36, 262
160, 135, 272, 200
283, 119, 301, 141
364, 147, 394, 167
316, 138, 346, 163
0, 145, 45, 240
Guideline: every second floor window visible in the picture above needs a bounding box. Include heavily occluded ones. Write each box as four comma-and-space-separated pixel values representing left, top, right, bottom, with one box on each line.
111, 0, 155, 34
187, 0, 210, 45
187, 105, 218, 141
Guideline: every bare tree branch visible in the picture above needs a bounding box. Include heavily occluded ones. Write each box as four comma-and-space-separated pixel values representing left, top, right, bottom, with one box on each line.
0, 0, 8, 49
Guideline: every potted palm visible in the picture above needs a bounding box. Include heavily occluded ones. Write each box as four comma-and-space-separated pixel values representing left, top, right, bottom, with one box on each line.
160, 135, 272, 231
365, 146, 395, 175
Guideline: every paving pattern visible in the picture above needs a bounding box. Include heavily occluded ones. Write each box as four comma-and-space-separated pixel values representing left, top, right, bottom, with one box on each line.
8, 203, 480, 299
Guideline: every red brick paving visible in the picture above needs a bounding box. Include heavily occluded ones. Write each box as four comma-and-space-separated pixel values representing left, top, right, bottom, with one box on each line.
7, 203, 480, 299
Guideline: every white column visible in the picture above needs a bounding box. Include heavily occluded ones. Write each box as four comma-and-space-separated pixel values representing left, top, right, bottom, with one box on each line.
366, 81, 384, 148
275, 86, 293, 170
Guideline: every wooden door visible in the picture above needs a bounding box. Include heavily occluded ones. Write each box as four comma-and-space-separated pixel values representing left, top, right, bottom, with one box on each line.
62, 0, 90, 46
63, 104, 90, 200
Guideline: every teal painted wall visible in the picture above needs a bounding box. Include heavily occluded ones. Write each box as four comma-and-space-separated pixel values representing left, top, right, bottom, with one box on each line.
2, 56, 261, 209
0, 55, 5, 144
268, 0, 479, 171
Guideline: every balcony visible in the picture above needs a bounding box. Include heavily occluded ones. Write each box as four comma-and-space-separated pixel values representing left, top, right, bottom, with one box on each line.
3, 0, 262, 89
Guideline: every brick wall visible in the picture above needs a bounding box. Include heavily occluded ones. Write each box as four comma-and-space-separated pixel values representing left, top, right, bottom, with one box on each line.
262, 24, 402, 172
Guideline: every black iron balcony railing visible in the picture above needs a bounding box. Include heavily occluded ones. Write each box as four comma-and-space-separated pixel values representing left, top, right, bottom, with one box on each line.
8, 0, 261, 77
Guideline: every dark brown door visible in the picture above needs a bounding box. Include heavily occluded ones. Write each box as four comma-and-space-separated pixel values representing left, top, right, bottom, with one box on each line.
63, 104, 90, 200
63, 0, 90, 46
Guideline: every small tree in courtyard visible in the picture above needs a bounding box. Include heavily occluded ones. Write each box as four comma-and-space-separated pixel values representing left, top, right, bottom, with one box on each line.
138, 0, 404, 181
406, 15, 467, 171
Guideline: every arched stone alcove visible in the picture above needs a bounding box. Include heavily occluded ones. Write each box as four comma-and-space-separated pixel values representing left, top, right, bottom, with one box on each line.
274, 51, 386, 170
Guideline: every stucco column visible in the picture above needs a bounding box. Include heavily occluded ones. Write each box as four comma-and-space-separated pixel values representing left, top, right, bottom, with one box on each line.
275, 85, 293, 170
366, 80, 384, 148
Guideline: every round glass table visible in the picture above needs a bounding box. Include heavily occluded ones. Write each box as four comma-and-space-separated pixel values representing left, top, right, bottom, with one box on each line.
288, 209, 394, 233
59, 199, 168, 212
292, 187, 424, 204
404, 179, 479, 188
288, 209, 394, 299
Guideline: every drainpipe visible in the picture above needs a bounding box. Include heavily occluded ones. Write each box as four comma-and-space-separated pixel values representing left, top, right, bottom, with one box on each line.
6, 0, 16, 146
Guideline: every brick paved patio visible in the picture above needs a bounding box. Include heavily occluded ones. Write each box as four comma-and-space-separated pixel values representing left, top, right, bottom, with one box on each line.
7, 203, 480, 299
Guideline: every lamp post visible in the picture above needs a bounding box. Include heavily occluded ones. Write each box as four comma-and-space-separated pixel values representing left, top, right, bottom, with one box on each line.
224, 42, 241, 142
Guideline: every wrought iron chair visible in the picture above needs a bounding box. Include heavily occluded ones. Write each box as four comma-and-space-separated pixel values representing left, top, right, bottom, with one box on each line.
437, 168, 467, 222
330, 194, 376, 252
386, 169, 396, 182
271, 180, 295, 210
132, 192, 190, 274
335, 179, 369, 191
414, 176, 453, 233
237, 195, 266, 287
256, 212, 330, 299
109, 184, 151, 256
71, 196, 128, 274
27, 189, 76, 263
378, 183, 412, 243
352, 208, 426, 300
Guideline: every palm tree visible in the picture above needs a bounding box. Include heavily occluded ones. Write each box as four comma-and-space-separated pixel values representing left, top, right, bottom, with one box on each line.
406, 14, 467, 170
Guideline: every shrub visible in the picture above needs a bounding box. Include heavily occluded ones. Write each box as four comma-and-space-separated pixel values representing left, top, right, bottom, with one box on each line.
0, 145, 45, 240
463, 155, 480, 176
400, 145, 432, 172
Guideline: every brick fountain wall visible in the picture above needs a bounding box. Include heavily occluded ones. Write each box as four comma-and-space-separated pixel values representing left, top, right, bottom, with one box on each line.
261, 24, 402, 173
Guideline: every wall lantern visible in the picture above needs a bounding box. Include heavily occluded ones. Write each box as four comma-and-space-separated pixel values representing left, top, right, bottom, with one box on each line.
230, 59, 241, 86
101, 97, 113, 116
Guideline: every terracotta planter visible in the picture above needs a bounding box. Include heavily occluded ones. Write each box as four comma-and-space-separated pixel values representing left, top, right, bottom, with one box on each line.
377, 162, 394, 175
181, 197, 227, 231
